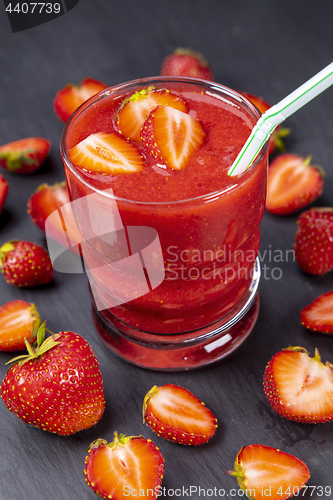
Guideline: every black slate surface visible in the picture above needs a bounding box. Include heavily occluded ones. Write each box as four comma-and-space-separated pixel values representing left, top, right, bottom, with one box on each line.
0, 1, 333, 499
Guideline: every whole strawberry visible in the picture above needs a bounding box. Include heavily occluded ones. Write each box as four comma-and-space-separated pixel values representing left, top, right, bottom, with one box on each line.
0, 240, 53, 287
1, 323, 105, 435
161, 48, 214, 81
294, 208, 333, 275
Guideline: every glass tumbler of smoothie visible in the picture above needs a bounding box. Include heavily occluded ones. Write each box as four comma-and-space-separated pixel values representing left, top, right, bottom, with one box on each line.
60, 77, 268, 370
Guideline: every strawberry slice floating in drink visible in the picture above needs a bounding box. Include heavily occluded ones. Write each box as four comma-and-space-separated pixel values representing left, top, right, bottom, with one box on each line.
141, 106, 206, 170
68, 132, 144, 174
116, 86, 187, 142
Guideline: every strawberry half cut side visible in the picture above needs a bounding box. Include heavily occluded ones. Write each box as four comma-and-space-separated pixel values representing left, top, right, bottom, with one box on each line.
27, 181, 82, 253
301, 291, 333, 334
54, 78, 108, 123
266, 154, 324, 215
0, 138, 50, 174
263, 346, 333, 423
0, 300, 40, 351
143, 384, 217, 445
69, 132, 144, 175
141, 106, 206, 170
227, 444, 310, 500
84, 432, 164, 499
116, 86, 187, 142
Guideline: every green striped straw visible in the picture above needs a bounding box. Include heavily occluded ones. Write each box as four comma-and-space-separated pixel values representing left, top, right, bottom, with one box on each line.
229, 62, 333, 176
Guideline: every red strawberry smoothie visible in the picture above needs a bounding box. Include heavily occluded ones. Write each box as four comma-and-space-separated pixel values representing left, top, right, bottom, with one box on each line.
62, 78, 267, 340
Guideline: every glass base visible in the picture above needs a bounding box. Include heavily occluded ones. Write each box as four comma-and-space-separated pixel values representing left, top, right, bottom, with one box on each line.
92, 259, 261, 371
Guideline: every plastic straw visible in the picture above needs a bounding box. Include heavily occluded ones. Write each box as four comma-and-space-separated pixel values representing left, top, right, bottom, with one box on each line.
229, 62, 333, 176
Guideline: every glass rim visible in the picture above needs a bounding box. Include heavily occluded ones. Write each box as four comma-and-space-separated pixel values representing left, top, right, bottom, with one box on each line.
61, 76, 269, 206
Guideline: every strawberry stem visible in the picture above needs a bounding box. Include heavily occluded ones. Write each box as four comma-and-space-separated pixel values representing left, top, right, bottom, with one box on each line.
0, 241, 17, 266
142, 385, 159, 422
0, 149, 37, 171
304, 154, 313, 167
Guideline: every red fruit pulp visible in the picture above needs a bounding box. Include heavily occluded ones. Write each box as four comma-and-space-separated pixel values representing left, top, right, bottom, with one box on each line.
62, 79, 267, 366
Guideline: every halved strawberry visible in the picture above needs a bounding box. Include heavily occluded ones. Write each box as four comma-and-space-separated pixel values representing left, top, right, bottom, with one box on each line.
27, 181, 82, 251
28, 181, 69, 232
0, 174, 8, 213
141, 106, 206, 170
54, 78, 108, 123
294, 208, 333, 275
263, 346, 333, 423
161, 48, 214, 81
116, 87, 187, 142
0, 300, 40, 351
0, 138, 50, 174
84, 432, 164, 499
143, 384, 217, 445
266, 154, 324, 215
227, 444, 310, 500
301, 291, 333, 334
69, 132, 144, 174
240, 92, 290, 155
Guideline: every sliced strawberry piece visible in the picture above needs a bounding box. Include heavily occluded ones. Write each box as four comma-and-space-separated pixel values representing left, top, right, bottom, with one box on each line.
227, 444, 310, 500
0, 174, 8, 213
294, 208, 333, 275
263, 346, 333, 423
143, 384, 217, 445
161, 48, 214, 81
0, 138, 50, 174
69, 132, 144, 175
141, 106, 206, 170
54, 78, 108, 123
27, 181, 82, 252
301, 291, 333, 334
84, 433, 164, 499
266, 154, 324, 215
240, 92, 290, 154
28, 181, 69, 232
0, 300, 40, 351
116, 86, 187, 142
